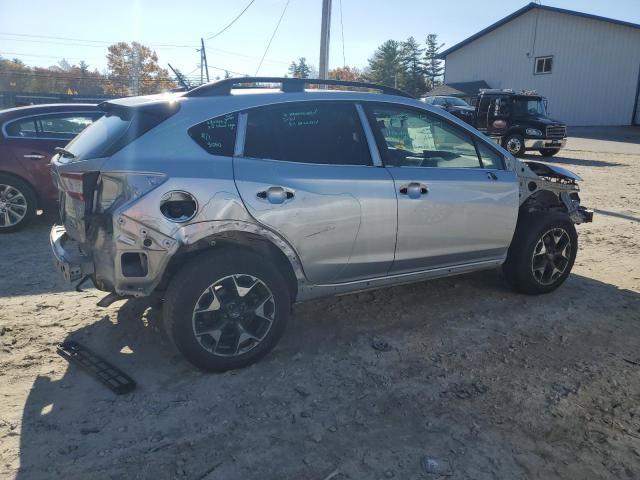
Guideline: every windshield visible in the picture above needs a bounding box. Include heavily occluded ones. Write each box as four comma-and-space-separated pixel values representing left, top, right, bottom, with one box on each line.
65, 113, 131, 159
444, 97, 470, 107
512, 97, 546, 117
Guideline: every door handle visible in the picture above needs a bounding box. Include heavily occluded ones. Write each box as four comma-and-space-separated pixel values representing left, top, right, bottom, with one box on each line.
399, 182, 428, 199
256, 186, 295, 204
486, 171, 498, 180
23, 153, 45, 160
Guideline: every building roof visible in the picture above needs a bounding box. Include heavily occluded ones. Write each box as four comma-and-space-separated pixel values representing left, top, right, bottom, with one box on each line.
438, 2, 640, 58
425, 81, 491, 97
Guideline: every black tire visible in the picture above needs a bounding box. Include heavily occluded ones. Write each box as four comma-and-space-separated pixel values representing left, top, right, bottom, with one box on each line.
0, 174, 37, 233
503, 211, 578, 295
163, 248, 291, 372
539, 148, 560, 157
503, 134, 525, 156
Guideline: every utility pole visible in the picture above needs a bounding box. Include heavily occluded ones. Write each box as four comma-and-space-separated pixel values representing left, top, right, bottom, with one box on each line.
130, 48, 140, 96
319, 0, 332, 79
200, 38, 210, 83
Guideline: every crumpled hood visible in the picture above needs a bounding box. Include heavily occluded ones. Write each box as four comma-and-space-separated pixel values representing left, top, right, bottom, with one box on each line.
523, 160, 582, 182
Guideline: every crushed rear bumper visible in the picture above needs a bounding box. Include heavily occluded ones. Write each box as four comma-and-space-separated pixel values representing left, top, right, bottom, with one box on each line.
50, 225, 94, 283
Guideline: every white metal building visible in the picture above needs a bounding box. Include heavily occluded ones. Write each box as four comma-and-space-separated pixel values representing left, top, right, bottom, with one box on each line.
439, 3, 640, 126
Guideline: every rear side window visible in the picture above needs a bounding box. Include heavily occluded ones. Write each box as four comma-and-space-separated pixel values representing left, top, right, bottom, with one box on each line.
188, 113, 237, 157
244, 102, 371, 165
39, 113, 98, 139
5, 118, 37, 137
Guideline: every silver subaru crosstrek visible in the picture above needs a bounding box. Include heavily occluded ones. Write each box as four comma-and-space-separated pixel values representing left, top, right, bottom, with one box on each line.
50, 77, 592, 371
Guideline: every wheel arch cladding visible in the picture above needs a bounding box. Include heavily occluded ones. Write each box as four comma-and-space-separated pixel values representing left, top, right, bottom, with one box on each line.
165, 231, 300, 302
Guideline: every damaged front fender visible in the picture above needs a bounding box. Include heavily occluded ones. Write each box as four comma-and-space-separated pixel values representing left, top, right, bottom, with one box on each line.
516, 159, 593, 224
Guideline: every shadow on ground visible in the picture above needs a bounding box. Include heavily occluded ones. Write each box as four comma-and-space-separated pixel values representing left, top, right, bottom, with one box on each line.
15, 271, 640, 479
521, 153, 628, 168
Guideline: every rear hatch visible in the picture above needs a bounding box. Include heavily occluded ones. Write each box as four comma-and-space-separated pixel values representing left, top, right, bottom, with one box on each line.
51, 95, 181, 243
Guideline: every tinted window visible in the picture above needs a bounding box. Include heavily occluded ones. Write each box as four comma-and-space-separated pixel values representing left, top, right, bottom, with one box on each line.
368, 105, 482, 169
476, 141, 504, 169
244, 102, 371, 165
5, 118, 37, 137
66, 113, 130, 159
188, 112, 237, 157
39, 113, 98, 139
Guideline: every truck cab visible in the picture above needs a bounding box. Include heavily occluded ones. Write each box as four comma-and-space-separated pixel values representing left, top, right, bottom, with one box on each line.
474, 89, 567, 157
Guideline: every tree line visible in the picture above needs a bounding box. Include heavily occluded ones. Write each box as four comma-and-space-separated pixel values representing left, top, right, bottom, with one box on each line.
288, 34, 445, 97
0, 42, 175, 96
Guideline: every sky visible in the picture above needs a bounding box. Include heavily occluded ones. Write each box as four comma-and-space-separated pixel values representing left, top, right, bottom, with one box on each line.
1, 0, 640, 80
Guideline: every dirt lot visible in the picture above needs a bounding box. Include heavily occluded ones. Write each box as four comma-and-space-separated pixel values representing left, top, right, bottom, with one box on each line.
1, 128, 639, 479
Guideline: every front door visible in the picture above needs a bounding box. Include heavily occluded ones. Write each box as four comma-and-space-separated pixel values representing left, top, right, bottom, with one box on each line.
233, 101, 397, 284
364, 103, 519, 274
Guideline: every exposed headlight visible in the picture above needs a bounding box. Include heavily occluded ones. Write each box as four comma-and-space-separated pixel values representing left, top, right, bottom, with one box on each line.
526, 128, 543, 136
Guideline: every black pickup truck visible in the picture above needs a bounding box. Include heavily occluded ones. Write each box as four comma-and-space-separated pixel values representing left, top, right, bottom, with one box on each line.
424, 90, 568, 157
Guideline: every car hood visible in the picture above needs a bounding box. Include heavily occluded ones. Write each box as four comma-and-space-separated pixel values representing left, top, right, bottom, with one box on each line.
449, 105, 475, 113
523, 115, 564, 126
524, 160, 582, 181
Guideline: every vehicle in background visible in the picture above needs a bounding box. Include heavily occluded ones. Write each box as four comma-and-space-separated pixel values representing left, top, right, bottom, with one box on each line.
427, 89, 567, 158
49, 78, 592, 372
0, 104, 101, 232
422, 95, 476, 124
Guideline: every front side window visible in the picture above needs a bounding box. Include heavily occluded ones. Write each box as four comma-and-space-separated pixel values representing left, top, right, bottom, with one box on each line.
512, 98, 546, 116
188, 112, 238, 157
244, 102, 371, 166
534, 56, 553, 74
367, 105, 482, 169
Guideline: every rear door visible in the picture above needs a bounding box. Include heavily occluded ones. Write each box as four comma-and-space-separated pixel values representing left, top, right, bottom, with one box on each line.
233, 101, 397, 284
364, 103, 519, 274
4, 112, 99, 201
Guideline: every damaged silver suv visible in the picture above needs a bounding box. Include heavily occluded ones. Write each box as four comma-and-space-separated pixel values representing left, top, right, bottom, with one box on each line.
50, 77, 593, 371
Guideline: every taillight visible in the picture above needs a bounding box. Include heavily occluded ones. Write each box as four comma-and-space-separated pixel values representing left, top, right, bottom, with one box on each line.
493, 120, 507, 129
60, 172, 85, 201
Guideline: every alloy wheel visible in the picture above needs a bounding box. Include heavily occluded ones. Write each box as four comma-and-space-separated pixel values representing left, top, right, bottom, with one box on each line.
531, 228, 572, 285
0, 184, 28, 229
191, 274, 276, 357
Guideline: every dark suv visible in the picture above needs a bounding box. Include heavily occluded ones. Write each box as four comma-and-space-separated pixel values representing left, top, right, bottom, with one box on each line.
0, 104, 101, 232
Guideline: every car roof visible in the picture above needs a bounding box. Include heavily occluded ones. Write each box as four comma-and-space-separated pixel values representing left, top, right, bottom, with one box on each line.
0, 103, 100, 120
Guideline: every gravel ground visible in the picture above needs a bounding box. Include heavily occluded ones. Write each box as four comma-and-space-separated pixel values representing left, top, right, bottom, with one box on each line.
0, 130, 639, 479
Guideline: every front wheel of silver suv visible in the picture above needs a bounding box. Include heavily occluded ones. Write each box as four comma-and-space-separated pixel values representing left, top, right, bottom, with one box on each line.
503, 211, 578, 295
163, 248, 291, 371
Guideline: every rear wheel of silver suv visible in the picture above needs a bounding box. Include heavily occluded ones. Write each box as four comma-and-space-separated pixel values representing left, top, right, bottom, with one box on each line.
0, 174, 37, 233
163, 248, 291, 371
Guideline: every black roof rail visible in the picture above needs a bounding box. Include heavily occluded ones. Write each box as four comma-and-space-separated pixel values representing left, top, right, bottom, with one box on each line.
183, 77, 414, 98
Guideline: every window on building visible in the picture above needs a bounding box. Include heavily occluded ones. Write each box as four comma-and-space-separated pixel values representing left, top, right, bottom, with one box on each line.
188, 112, 238, 157
244, 102, 372, 166
534, 56, 553, 74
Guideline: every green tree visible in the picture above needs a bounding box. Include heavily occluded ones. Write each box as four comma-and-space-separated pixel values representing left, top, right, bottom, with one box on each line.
288, 57, 312, 78
105, 42, 175, 96
401, 36, 427, 97
365, 40, 404, 88
424, 34, 445, 88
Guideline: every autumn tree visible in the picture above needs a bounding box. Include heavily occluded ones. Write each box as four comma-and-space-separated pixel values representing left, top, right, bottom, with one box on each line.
328, 66, 363, 82
288, 57, 312, 78
104, 42, 175, 96
424, 34, 445, 89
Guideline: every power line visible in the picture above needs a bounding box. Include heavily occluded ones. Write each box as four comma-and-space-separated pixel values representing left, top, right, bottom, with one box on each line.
0, 32, 196, 49
205, 0, 257, 40
255, 0, 290, 76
